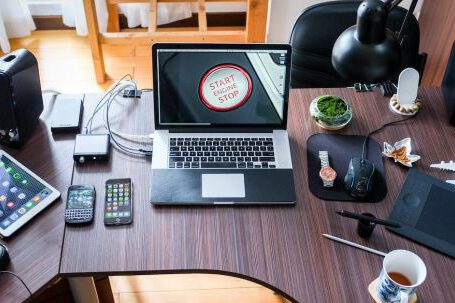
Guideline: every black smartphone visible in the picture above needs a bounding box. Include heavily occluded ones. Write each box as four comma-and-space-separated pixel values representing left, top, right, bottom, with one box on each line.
65, 185, 95, 224
104, 178, 133, 225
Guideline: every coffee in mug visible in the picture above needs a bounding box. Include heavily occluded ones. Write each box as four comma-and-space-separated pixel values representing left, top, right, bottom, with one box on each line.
377, 250, 427, 303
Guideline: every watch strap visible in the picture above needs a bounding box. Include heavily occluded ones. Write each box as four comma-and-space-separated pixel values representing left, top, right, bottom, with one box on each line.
323, 179, 334, 187
319, 151, 329, 168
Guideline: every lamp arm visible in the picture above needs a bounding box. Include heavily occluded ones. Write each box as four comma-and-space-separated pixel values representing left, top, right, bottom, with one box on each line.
397, 0, 418, 42
382, 0, 418, 43
382, 0, 403, 11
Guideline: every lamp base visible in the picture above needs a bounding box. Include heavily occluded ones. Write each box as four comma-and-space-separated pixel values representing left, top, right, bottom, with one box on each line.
389, 94, 421, 116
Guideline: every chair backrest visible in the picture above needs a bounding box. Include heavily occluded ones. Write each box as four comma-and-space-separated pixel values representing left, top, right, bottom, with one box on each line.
290, 1, 422, 88
442, 41, 455, 125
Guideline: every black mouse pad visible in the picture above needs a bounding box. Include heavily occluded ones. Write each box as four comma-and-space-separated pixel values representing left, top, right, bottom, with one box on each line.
307, 133, 387, 202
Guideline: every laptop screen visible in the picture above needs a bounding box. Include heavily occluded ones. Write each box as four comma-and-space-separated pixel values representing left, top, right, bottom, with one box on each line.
154, 45, 291, 128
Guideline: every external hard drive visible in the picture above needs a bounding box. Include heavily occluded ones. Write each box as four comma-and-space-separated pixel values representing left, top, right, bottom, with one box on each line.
73, 134, 111, 164
51, 98, 83, 134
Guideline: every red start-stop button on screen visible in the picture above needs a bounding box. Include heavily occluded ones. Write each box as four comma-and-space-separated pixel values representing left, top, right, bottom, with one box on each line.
199, 64, 253, 111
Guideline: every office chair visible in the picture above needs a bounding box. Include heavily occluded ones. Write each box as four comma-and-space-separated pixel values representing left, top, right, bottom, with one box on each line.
289, 1, 427, 88
442, 41, 455, 125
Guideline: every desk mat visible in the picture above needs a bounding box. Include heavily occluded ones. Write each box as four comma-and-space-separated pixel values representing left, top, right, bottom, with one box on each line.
307, 134, 387, 202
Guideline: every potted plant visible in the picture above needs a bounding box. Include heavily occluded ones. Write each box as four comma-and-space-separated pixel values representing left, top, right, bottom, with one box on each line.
309, 95, 352, 130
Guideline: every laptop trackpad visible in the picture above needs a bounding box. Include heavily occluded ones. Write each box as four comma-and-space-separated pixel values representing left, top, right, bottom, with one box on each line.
202, 174, 245, 198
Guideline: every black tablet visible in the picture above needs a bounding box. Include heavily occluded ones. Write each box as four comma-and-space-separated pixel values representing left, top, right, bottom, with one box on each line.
388, 169, 455, 258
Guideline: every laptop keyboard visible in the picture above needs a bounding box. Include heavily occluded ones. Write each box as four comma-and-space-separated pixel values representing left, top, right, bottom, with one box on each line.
168, 137, 276, 169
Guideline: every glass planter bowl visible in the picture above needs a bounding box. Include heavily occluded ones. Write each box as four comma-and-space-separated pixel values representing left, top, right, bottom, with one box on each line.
309, 95, 352, 130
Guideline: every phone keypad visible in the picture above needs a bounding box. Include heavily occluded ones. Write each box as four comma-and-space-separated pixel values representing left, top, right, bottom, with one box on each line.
65, 209, 93, 221
105, 182, 131, 219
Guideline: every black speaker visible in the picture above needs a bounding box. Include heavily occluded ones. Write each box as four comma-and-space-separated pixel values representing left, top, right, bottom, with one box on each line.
442, 41, 455, 126
0, 49, 43, 148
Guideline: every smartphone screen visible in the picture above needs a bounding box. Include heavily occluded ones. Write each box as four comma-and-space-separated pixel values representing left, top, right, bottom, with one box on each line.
65, 185, 95, 224
67, 186, 95, 209
104, 178, 132, 225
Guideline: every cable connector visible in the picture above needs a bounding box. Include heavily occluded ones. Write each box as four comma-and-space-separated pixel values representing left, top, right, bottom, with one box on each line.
122, 89, 142, 98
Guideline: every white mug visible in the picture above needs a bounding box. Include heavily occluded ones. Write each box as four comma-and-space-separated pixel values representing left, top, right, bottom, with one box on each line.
377, 250, 427, 303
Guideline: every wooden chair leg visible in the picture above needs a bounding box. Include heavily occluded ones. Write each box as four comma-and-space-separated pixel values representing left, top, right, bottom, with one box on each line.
246, 0, 269, 42
83, 0, 106, 84
107, 4, 120, 32
198, 0, 208, 32
149, 0, 158, 33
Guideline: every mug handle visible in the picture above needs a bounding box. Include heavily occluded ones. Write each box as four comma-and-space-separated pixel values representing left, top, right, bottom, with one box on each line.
400, 291, 409, 303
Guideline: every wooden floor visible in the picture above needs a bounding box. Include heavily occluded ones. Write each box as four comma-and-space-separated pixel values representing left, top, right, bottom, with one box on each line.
110, 275, 288, 303
4, 30, 288, 303
3, 30, 153, 93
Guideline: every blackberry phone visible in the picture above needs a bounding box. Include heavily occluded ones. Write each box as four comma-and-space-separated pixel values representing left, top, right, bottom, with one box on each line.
65, 185, 95, 224
104, 178, 132, 225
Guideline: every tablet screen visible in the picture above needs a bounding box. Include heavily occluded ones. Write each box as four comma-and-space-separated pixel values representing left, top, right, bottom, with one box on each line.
0, 154, 54, 229
415, 185, 455, 245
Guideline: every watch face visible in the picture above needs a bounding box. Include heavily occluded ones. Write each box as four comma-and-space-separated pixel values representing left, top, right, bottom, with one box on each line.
320, 167, 337, 181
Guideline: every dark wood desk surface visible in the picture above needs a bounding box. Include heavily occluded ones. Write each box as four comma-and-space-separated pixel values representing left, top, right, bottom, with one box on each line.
60, 88, 455, 302
0, 95, 80, 302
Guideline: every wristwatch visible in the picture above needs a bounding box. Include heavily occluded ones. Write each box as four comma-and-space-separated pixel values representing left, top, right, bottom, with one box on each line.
319, 151, 337, 187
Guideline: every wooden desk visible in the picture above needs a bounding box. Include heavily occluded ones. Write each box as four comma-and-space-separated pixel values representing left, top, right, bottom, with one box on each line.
59, 87, 455, 302
0, 95, 80, 302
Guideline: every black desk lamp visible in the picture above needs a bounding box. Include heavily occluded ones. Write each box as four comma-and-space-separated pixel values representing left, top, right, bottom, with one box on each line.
332, 0, 418, 83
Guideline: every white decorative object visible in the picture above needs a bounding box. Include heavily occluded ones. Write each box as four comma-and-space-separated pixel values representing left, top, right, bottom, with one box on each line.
430, 161, 455, 185
430, 161, 455, 171
383, 138, 421, 167
398, 68, 419, 106
389, 68, 421, 116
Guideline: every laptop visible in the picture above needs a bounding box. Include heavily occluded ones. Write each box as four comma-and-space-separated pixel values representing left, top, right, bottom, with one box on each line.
150, 43, 296, 205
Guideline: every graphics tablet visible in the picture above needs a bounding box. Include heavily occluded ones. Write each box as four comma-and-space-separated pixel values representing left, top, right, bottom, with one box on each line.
0, 150, 60, 237
388, 169, 455, 258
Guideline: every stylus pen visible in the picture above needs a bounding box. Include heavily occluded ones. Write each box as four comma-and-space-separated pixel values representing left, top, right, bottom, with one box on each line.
322, 234, 387, 257
336, 210, 401, 228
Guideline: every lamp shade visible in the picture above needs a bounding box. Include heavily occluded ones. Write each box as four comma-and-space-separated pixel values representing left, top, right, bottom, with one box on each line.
332, 0, 402, 83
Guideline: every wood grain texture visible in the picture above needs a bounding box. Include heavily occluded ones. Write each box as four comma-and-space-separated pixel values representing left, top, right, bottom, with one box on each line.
419, 0, 455, 86
60, 88, 455, 302
0, 95, 79, 302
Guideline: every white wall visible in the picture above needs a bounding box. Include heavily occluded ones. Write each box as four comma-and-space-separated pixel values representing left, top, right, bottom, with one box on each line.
266, 0, 424, 43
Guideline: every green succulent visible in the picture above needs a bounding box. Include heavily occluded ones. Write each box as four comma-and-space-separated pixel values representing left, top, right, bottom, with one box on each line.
317, 96, 347, 117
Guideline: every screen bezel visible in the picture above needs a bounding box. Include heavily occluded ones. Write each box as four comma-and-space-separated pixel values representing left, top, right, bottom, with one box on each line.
104, 178, 133, 225
152, 43, 292, 132
0, 150, 61, 237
